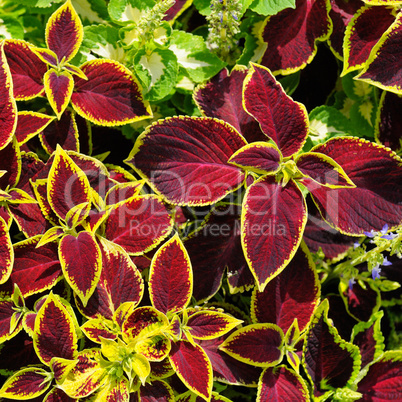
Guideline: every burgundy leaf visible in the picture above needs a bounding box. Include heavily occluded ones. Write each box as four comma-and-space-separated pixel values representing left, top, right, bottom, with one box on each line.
127, 116, 246, 205
243, 64, 308, 157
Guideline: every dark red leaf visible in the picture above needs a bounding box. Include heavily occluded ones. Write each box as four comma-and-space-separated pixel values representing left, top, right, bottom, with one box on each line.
251, 242, 320, 333
243, 64, 308, 157
127, 116, 246, 206
194, 67, 266, 142
3, 39, 46, 100
309, 137, 402, 234
260, 0, 332, 74
242, 176, 307, 290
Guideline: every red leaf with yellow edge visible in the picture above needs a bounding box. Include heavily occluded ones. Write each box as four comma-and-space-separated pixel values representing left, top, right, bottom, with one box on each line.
342, 5, 395, 75
104, 195, 172, 255
194, 67, 267, 143
122, 306, 169, 343
251, 242, 320, 333
39, 110, 79, 154
126, 116, 246, 206
242, 176, 307, 291
3, 39, 46, 100
169, 340, 213, 401
139, 380, 174, 402
357, 351, 402, 400
59, 231, 101, 306
50, 357, 78, 384
149, 234, 192, 315
15, 111, 55, 145
187, 310, 243, 340
71, 59, 152, 126
76, 238, 143, 320
220, 324, 284, 367
356, 13, 402, 94
0, 300, 22, 343
302, 300, 361, 397
257, 365, 310, 402
260, 0, 332, 74
104, 181, 144, 206
47, 145, 91, 221
7, 236, 61, 297
243, 64, 309, 157
0, 367, 52, 399
296, 151, 355, 188
328, 0, 364, 60
309, 137, 402, 234
33, 293, 78, 365
0, 216, 13, 285
32, 47, 59, 68
0, 138, 20, 190
0, 43, 17, 151
44, 69, 74, 119
228, 142, 282, 175
6, 188, 37, 204
45, 0, 83, 63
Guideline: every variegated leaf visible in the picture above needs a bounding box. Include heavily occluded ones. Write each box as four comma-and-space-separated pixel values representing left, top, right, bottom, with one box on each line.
59, 231, 102, 306
149, 234, 193, 315
15, 111, 55, 145
0, 216, 13, 285
33, 293, 78, 365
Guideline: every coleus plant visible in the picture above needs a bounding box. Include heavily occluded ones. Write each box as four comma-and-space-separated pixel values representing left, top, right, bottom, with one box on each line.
0, 0, 402, 401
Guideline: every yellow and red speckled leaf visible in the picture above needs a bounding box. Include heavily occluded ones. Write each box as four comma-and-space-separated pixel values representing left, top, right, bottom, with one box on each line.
296, 151, 355, 188
149, 234, 192, 315
58, 350, 105, 398
187, 310, 243, 340
81, 318, 117, 343
257, 365, 309, 401
104, 194, 172, 255
308, 137, 402, 234
0, 216, 13, 285
220, 324, 284, 367
15, 111, 55, 145
47, 145, 91, 221
243, 64, 309, 157
39, 110, 79, 154
251, 242, 320, 333
242, 176, 307, 291
76, 238, 144, 320
0, 43, 17, 151
355, 13, 402, 94
228, 142, 282, 175
302, 300, 361, 397
0, 367, 52, 399
71, 59, 152, 126
126, 116, 246, 206
122, 306, 169, 344
169, 340, 213, 401
136, 334, 171, 362
59, 231, 102, 306
95, 379, 130, 402
33, 293, 78, 365
45, 0, 83, 63
259, 0, 332, 75
3, 39, 46, 100
44, 69, 74, 119
194, 67, 267, 143
342, 5, 395, 75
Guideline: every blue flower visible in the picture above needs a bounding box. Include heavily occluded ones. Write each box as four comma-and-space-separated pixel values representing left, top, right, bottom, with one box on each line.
382, 256, 392, 266
349, 278, 356, 290
372, 264, 382, 280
